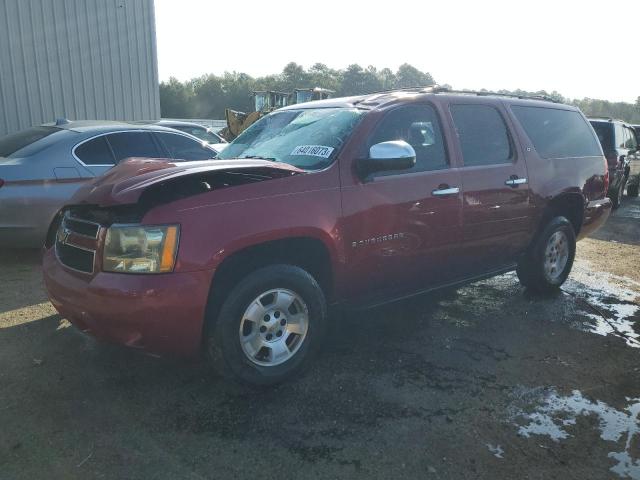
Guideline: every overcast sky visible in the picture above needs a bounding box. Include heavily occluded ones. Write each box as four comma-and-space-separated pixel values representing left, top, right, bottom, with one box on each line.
155, 0, 639, 103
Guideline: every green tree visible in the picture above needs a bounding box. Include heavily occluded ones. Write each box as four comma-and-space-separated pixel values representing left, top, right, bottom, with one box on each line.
394, 63, 434, 88
159, 77, 194, 118
160, 62, 639, 124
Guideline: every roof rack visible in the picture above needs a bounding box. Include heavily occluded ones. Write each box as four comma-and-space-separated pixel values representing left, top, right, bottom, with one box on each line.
360, 85, 563, 103
435, 86, 562, 103
587, 116, 620, 122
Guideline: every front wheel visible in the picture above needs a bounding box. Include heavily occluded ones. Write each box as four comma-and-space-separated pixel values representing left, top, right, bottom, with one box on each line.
516, 216, 576, 292
206, 264, 327, 386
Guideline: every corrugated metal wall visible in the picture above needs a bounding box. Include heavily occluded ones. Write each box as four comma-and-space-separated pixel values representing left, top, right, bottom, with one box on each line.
0, 0, 160, 136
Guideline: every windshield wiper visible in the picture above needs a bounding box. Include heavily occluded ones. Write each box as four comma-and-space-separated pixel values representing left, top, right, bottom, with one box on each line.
240, 155, 278, 161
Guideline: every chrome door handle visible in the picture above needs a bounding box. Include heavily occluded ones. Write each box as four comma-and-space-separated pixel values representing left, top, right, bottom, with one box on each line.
432, 186, 460, 196
505, 177, 527, 186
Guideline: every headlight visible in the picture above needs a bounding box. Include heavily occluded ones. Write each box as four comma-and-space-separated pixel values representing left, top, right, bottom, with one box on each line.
103, 224, 179, 274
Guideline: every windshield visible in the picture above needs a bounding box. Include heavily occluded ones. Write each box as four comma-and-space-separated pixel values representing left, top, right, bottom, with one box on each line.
217, 108, 365, 170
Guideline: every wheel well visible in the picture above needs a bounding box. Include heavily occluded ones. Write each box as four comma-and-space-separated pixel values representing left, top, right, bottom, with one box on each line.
204, 237, 333, 332
544, 194, 585, 235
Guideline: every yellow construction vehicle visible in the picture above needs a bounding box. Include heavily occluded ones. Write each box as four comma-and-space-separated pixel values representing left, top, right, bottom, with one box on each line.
221, 87, 334, 141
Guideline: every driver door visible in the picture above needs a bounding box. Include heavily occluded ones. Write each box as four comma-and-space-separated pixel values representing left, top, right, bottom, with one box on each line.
339, 103, 464, 304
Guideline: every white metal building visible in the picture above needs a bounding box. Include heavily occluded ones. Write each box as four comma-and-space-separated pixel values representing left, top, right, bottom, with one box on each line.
0, 0, 160, 137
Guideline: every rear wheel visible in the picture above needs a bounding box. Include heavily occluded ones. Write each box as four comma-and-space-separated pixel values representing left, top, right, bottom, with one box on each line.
611, 177, 626, 209
517, 216, 576, 292
206, 264, 327, 386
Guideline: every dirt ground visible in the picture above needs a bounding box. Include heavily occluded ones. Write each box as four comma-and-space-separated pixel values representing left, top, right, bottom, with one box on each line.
1, 198, 639, 480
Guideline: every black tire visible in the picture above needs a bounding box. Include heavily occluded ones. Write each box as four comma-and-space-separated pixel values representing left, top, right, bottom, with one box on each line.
516, 216, 576, 293
610, 177, 626, 209
627, 181, 639, 197
206, 264, 327, 386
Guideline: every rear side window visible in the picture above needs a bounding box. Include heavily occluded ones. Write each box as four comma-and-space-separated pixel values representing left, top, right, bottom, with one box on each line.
74, 136, 115, 165
625, 127, 638, 149
369, 104, 448, 176
450, 104, 512, 166
0, 126, 59, 157
512, 106, 602, 159
105, 132, 163, 163
155, 133, 216, 161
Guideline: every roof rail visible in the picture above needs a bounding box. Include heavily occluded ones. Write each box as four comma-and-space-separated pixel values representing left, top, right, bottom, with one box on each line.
359, 85, 564, 103
587, 116, 619, 122
431, 87, 563, 103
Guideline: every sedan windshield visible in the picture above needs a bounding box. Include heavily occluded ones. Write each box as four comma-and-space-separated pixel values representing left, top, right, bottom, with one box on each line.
217, 108, 365, 170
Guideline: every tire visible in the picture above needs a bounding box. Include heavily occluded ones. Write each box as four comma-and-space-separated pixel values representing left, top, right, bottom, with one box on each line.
206, 264, 327, 386
610, 177, 626, 209
516, 216, 576, 293
627, 181, 639, 197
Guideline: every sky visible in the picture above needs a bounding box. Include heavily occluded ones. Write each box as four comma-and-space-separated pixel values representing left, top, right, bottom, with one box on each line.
155, 0, 640, 104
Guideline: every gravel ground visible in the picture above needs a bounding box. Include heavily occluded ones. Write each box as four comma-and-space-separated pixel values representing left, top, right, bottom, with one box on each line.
1, 197, 639, 480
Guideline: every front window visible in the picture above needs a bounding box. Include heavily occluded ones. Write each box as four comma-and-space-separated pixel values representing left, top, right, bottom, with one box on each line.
217, 108, 365, 170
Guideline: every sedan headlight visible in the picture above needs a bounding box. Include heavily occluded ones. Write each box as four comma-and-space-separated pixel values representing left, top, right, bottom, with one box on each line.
103, 225, 179, 274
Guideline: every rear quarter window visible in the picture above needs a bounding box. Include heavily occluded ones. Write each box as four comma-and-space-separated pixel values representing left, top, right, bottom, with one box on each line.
511, 106, 602, 159
74, 136, 115, 165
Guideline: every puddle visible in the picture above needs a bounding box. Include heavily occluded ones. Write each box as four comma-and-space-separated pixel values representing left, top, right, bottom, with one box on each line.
563, 266, 640, 348
486, 443, 504, 459
614, 201, 640, 220
511, 387, 640, 479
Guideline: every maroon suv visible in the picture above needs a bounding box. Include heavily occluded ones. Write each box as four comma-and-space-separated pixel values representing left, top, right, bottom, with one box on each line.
43, 88, 612, 385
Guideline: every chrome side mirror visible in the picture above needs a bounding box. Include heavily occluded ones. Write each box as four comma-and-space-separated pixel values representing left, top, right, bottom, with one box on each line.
359, 140, 416, 177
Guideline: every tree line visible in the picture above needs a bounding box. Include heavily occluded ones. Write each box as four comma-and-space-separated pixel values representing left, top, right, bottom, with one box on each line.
160, 62, 640, 123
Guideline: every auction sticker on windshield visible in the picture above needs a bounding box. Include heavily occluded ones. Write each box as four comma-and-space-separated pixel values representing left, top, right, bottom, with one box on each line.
291, 145, 334, 158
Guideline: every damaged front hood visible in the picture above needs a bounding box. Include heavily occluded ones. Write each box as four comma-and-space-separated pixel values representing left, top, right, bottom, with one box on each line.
71, 158, 304, 207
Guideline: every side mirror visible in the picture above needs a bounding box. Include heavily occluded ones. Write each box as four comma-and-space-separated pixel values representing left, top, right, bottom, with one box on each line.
358, 140, 416, 177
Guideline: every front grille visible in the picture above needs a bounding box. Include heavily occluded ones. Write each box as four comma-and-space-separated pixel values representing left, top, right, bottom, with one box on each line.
64, 217, 100, 238
56, 242, 95, 273
55, 213, 101, 274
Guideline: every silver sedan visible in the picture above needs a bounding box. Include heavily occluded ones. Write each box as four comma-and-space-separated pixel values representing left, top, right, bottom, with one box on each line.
0, 120, 219, 248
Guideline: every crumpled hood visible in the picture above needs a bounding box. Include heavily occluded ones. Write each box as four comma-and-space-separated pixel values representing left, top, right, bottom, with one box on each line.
71, 157, 304, 206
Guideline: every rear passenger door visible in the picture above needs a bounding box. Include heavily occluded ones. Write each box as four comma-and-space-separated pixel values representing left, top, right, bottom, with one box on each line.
448, 102, 533, 275
106, 131, 164, 166
74, 131, 164, 176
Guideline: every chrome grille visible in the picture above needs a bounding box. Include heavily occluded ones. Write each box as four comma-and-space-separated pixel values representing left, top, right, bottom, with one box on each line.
55, 213, 101, 273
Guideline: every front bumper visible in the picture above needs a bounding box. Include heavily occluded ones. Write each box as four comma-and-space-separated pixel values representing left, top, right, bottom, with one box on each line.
43, 248, 214, 357
577, 197, 612, 241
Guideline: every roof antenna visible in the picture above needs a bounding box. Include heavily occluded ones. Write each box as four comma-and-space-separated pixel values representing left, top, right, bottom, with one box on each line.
55, 118, 70, 126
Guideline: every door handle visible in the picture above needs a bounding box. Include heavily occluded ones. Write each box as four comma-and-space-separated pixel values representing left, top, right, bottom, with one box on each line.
432, 186, 460, 196
505, 177, 527, 187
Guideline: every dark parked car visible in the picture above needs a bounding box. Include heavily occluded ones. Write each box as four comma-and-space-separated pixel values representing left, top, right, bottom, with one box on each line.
44, 88, 611, 385
631, 125, 640, 196
149, 120, 228, 152
589, 118, 639, 203
0, 120, 218, 247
